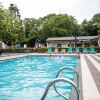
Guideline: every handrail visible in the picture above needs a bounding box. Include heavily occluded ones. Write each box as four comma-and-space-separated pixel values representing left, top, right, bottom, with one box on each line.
55, 67, 79, 87
54, 67, 79, 99
41, 78, 79, 100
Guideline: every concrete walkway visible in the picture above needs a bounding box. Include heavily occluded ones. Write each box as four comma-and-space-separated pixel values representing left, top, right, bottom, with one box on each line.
81, 54, 100, 100
93, 54, 100, 61
86, 55, 100, 72
0, 54, 27, 61
85, 55, 100, 93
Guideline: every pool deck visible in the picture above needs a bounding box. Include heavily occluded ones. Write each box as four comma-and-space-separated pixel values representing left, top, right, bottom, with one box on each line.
81, 54, 100, 100
0, 53, 100, 100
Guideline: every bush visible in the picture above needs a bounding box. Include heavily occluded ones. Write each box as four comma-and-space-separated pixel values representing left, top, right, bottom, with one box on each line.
94, 47, 100, 53
0, 47, 100, 53
0, 48, 48, 53
35, 48, 48, 53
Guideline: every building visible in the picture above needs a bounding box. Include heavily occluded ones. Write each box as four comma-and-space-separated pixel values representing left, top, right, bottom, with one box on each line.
47, 36, 99, 48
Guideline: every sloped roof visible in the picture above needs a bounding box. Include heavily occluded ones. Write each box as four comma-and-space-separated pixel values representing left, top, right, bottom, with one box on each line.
47, 36, 99, 41
77, 36, 99, 40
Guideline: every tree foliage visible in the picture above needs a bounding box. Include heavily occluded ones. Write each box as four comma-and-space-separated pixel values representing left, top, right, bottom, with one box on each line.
79, 13, 100, 36
0, 3, 25, 46
0, 3, 100, 47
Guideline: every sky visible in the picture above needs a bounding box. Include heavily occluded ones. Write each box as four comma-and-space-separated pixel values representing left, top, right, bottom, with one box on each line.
0, 0, 100, 23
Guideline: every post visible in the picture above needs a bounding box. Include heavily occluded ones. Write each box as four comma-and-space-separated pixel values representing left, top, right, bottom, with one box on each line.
75, 36, 77, 47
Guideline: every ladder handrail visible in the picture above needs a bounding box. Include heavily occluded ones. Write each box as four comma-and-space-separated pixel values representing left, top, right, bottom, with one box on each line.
54, 67, 79, 99
55, 67, 79, 87
41, 78, 79, 100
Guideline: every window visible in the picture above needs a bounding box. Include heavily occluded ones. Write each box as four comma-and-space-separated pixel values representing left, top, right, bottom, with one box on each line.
57, 44, 61, 47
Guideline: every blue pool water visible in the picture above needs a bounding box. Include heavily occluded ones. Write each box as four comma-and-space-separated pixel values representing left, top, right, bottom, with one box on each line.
0, 56, 78, 100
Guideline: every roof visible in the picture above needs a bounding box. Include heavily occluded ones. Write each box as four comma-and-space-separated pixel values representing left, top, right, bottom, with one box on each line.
47, 36, 99, 41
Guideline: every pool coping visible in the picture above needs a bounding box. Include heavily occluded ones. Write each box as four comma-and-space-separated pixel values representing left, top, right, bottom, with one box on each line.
70, 59, 83, 100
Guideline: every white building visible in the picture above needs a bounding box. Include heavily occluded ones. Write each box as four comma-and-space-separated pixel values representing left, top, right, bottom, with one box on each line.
47, 36, 99, 48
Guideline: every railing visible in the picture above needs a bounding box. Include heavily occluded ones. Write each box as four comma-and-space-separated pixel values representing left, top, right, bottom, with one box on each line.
41, 78, 79, 100
41, 66, 79, 100
53, 67, 79, 99
55, 67, 79, 87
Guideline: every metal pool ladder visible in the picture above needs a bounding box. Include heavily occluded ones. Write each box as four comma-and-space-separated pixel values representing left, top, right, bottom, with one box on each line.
41, 67, 79, 100
55, 67, 79, 87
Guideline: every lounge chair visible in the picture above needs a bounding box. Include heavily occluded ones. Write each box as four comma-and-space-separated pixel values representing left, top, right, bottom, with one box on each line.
60, 49, 66, 54
90, 47, 95, 54
83, 48, 88, 53
54, 48, 59, 54
75, 48, 80, 54
48, 47, 52, 54
68, 48, 72, 53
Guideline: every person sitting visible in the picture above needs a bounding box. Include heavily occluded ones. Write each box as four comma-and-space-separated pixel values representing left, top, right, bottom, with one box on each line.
60, 49, 66, 54
54, 48, 59, 54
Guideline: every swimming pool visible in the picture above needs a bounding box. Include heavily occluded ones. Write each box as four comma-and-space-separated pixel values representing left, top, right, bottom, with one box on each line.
0, 56, 78, 100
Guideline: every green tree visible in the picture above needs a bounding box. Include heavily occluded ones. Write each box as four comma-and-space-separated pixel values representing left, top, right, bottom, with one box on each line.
40, 14, 78, 40
92, 13, 100, 35
79, 13, 100, 36
0, 4, 6, 41
5, 4, 24, 46
79, 19, 90, 36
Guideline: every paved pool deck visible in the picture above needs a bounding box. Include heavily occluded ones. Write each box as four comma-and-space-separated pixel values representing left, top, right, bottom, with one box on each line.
81, 54, 100, 100
0, 53, 100, 100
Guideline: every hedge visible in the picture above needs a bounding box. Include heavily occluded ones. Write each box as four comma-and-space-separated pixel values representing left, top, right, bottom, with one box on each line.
0, 47, 100, 53
0, 48, 48, 53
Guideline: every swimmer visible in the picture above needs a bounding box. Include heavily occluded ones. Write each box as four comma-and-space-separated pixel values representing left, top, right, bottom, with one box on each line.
48, 54, 52, 58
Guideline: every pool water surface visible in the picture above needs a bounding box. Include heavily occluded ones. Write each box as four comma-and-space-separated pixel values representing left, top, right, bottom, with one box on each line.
0, 56, 78, 100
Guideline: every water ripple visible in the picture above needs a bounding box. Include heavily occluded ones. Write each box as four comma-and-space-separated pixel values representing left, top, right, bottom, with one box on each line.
0, 56, 78, 100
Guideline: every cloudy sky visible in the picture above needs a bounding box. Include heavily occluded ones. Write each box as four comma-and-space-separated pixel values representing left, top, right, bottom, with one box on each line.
0, 0, 100, 23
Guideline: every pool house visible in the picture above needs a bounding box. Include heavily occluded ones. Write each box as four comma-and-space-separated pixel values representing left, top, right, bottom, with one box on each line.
47, 36, 99, 48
